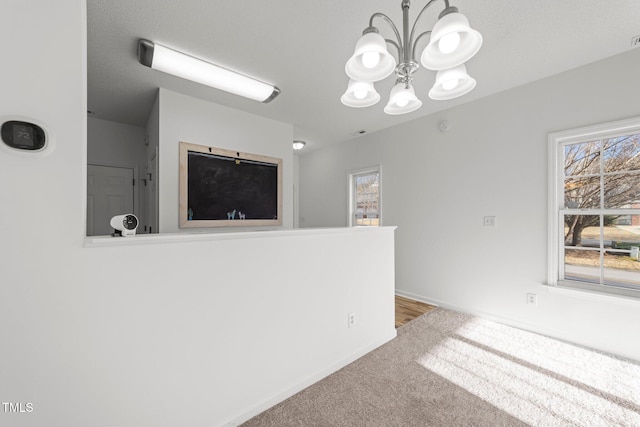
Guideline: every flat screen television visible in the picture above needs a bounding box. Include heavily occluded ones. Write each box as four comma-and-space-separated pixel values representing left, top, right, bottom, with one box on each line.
179, 141, 282, 228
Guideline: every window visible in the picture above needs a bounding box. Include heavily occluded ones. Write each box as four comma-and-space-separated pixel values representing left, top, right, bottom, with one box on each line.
548, 117, 640, 298
349, 168, 381, 226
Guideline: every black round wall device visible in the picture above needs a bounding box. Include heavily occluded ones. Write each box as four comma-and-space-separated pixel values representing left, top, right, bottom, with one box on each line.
1, 120, 46, 151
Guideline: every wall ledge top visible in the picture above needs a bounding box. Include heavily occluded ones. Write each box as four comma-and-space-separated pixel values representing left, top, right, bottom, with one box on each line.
84, 226, 397, 248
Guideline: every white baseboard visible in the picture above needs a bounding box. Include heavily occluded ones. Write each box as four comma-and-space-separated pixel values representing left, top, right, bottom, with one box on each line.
394, 288, 563, 345
395, 288, 640, 363
221, 328, 397, 427
394, 289, 439, 307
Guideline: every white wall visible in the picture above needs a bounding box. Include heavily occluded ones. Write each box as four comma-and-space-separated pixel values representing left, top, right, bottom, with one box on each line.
145, 92, 160, 232
146, 91, 160, 166
293, 153, 301, 228
0, 2, 396, 426
87, 116, 146, 168
299, 48, 640, 361
82, 227, 396, 427
158, 89, 294, 233
0, 0, 90, 424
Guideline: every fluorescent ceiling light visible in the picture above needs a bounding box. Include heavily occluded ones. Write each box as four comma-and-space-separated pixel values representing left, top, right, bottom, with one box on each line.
138, 39, 280, 103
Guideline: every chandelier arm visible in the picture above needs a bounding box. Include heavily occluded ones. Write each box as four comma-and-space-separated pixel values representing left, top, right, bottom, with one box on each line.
369, 12, 405, 62
385, 39, 402, 60
409, 0, 448, 50
411, 31, 432, 62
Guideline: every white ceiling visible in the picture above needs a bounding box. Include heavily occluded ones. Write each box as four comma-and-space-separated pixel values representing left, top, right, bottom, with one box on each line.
87, 0, 640, 151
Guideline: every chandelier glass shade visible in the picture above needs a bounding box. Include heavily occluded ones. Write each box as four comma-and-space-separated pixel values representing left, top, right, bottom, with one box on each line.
341, 0, 482, 115
345, 31, 397, 82
384, 81, 422, 115
341, 79, 381, 107
421, 11, 483, 70
428, 64, 476, 100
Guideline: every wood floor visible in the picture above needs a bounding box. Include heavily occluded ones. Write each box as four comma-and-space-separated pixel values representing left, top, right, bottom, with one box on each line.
395, 295, 437, 328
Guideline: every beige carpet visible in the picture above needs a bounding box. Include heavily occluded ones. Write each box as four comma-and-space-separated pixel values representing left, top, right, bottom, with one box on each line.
243, 308, 640, 426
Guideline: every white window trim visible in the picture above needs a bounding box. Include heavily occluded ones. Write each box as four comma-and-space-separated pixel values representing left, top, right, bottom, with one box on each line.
347, 165, 382, 227
548, 116, 640, 299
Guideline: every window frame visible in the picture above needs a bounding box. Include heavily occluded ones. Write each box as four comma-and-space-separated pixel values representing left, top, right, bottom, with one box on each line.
348, 166, 382, 227
548, 116, 640, 299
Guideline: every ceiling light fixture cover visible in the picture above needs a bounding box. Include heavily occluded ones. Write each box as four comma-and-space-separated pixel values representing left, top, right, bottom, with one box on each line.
428, 64, 476, 100
292, 140, 306, 150
341, 79, 381, 107
341, 0, 482, 115
421, 10, 483, 70
384, 81, 422, 115
138, 39, 280, 103
345, 29, 397, 82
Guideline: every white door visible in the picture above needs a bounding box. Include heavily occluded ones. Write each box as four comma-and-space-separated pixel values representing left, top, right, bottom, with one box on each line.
87, 164, 134, 236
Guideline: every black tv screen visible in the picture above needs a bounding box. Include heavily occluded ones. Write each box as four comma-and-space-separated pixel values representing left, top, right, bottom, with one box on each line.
179, 141, 282, 228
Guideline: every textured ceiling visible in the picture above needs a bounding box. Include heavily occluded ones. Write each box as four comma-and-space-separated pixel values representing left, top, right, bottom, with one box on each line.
87, 0, 640, 150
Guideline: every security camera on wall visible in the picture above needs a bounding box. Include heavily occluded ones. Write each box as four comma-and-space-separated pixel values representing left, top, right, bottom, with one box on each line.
110, 214, 138, 237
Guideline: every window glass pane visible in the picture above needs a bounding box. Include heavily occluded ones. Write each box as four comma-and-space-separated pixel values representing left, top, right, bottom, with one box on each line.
603, 172, 640, 208
602, 214, 640, 289
564, 140, 600, 176
354, 172, 379, 226
603, 249, 640, 290
564, 214, 599, 247
603, 224, 640, 248
563, 216, 640, 288
564, 177, 600, 209
564, 248, 600, 284
603, 133, 640, 173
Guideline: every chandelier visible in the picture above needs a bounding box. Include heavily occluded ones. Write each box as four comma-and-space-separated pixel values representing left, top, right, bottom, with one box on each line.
341, 0, 482, 115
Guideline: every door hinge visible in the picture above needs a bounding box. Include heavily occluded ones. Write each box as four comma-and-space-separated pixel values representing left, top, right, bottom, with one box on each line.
132, 178, 136, 186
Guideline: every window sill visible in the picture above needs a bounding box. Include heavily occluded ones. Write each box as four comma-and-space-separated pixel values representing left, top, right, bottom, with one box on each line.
547, 280, 640, 306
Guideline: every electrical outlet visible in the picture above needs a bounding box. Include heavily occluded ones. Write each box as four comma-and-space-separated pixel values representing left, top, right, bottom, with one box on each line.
526, 293, 537, 305
348, 312, 356, 328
